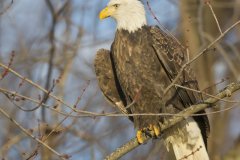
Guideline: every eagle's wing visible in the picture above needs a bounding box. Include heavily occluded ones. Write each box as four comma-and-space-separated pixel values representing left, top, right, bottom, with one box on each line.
149, 26, 201, 107
94, 49, 129, 115
150, 26, 210, 157
150, 26, 209, 134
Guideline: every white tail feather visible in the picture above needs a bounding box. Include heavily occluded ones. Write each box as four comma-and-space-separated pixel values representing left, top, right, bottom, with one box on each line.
163, 117, 209, 160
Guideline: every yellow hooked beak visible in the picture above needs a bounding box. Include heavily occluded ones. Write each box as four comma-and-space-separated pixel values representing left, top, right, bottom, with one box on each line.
99, 6, 114, 19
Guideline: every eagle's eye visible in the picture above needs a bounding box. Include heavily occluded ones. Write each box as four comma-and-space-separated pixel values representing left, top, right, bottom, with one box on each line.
113, 4, 120, 8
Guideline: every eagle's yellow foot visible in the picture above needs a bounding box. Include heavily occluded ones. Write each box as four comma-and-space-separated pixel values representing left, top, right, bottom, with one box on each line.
136, 124, 161, 144
152, 124, 161, 137
147, 124, 161, 137
136, 129, 145, 144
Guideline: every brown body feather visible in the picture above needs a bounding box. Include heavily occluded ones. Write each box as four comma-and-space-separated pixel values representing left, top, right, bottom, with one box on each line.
95, 25, 209, 145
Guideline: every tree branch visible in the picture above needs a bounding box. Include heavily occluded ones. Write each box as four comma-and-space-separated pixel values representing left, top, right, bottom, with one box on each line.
0, 0, 13, 16
0, 107, 68, 160
104, 82, 240, 160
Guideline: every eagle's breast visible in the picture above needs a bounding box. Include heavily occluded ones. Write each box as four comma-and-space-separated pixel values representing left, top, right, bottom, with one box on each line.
110, 27, 166, 128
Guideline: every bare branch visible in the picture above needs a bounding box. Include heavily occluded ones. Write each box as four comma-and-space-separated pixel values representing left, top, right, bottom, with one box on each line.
205, 1, 223, 34
0, 107, 68, 160
164, 20, 240, 95
0, 0, 13, 16
105, 82, 240, 160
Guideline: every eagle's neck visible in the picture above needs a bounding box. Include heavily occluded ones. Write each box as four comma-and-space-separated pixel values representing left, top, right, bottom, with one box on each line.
115, 9, 147, 33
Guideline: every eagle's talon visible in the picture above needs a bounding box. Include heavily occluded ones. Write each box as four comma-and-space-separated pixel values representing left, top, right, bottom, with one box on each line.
136, 130, 145, 144
148, 124, 161, 138
153, 124, 161, 137
136, 124, 161, 143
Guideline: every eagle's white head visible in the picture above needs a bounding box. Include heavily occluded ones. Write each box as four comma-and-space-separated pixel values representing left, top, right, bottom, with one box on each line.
99, 0, 147, 32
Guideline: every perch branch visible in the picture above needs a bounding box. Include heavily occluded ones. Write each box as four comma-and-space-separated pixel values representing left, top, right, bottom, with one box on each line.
104, 82, 240, 160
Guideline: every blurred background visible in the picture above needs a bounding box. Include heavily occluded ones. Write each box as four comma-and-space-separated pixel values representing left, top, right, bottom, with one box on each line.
0, 0, 240, 159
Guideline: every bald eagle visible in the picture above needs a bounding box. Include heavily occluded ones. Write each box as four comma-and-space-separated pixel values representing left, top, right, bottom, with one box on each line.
95, 0, 210, 159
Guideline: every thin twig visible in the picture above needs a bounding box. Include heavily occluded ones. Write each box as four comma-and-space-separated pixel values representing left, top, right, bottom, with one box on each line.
146, 0, 182, 46
174, 84, 240, 103
0, 62, 97, 115
163, 20, 240, 95
206, 1, 223, 34
0, 0, 13, 16
42, 0, 69, 121
43, 81, 90, 142
202, 32, 239, 78
42, 0, 58, 122
0, 107, 67, 160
